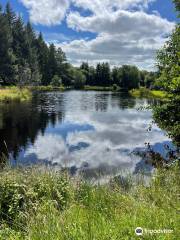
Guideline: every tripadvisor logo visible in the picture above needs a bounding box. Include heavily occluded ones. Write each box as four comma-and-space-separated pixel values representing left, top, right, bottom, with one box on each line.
135, 227, 173, 236
135, 227, 143, 236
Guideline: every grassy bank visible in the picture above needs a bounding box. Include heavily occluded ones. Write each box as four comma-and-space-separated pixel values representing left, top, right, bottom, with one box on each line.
129, 88, 168, 99
0, 87, 32, 103
0, 165, 179, 239
84, 85, 120, 91
0, 86, 66, 103
30, 85, 65, 92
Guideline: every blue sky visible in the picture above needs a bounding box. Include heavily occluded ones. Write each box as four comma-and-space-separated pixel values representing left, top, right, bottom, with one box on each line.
1, 0, 178, 69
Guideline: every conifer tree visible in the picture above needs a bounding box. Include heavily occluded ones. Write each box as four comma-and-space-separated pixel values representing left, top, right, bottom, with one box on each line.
0, 4, 15, 84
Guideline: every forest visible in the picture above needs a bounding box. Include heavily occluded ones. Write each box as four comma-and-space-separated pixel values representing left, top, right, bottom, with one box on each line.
0, 2, 157, 90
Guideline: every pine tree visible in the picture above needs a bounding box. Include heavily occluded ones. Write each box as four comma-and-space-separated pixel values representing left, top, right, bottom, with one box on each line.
35, 33, 49, 85
0, 5, 15, 85
47, 44, 57, 85
5, 2, 16, 28
13, 16, 27, 65
55, 47, 67, 78
95, 63, 102, 86
25, 22, 41, 85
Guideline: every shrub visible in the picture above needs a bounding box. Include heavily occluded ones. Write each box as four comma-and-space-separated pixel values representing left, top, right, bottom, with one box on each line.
51, 75, 62, 87
112, 84, 118, 91
0, 169, 71, 229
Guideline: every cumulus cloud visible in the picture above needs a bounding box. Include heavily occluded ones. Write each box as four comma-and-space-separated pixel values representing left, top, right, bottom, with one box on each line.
59, 32, 168, 69
67, 10, 173, 35
20, 0, 70, 26
64, 3, 175, 69
20, 0, 175, 69
72, 0, 155, 13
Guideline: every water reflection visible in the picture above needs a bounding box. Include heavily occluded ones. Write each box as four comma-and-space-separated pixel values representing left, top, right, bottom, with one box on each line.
0, 91, 172, 180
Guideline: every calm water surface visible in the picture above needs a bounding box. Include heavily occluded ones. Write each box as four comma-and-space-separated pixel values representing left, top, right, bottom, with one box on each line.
0, 91, 173, 180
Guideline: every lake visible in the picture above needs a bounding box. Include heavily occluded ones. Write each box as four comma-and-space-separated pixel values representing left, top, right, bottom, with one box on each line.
0, 91, 173, 181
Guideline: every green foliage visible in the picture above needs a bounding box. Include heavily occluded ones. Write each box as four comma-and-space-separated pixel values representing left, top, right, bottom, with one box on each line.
112, 67, 122, 86
0, 87, 32, 102
156, 25, 180, 93
112, 84, 119, 91
154, 3, 180, 147
130, 87, 168, 99
95, 62, 111, 86
153, 95, 180, 146
51, 75, 62, 87
84, 86, 115, 91
0, 169, 71, 230
173, 0, 180, 17
121, 65, 140, 90
0, 3, 68, 87
0, 4, 15, 85
72, 69, 86, 89
0, 165, 179, 239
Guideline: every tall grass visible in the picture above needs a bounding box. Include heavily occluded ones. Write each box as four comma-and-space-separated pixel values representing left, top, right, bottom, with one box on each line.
0, 87, 32, 103
0, 165, 179, 239
129, 88, 168, 99
30, 85, 65, 92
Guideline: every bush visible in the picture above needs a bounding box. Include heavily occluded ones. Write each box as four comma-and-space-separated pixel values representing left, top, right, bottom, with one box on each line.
51, 75, 62, 87
112, 84, 118, 91
73, 70, 86, 89
0, 169, 71, 229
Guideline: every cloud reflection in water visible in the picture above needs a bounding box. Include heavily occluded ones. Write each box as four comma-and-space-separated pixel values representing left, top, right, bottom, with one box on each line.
20, 91, 171, 181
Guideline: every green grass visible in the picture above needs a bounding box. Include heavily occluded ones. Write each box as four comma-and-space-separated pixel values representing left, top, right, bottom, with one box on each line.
84, 85, 120, 91
0, 164, 179, 240
0, 87, 32, 103
129, 88, 168, 99
30, 85, 65, 92
0, 86, 66, 103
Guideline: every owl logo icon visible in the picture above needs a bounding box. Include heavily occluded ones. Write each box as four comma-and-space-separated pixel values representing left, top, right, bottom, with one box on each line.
135, 227, 143, 236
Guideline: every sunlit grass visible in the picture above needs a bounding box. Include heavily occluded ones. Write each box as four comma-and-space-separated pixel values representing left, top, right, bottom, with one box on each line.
0, 87, 32, 103
30, 85, 65, 92
84, 85, 120, 91
0, 164, 179, 239
130, 88, 168, 99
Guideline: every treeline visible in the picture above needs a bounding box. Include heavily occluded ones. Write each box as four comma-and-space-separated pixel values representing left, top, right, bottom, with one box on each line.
0, 2, 156, 89
80, 62, 156, 89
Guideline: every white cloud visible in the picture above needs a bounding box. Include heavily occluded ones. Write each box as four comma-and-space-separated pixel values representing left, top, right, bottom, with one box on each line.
20, 0, 70, 26
19, 0, 175, 70
72, 0, 155, 13
64, 6, 174, 69
67, 10, 173, 35
59, 32, 170, 70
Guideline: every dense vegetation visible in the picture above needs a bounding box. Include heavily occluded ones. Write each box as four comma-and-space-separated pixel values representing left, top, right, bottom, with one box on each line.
130, 88, 168, 99
153, 0, 180, 146
0, 87, 31, 103
0, 165, 179, 240
0, 3, 157, 90
0, 2, 68, 87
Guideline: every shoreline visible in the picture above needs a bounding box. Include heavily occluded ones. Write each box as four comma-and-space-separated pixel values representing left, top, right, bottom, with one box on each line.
0, 86, 168, 104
